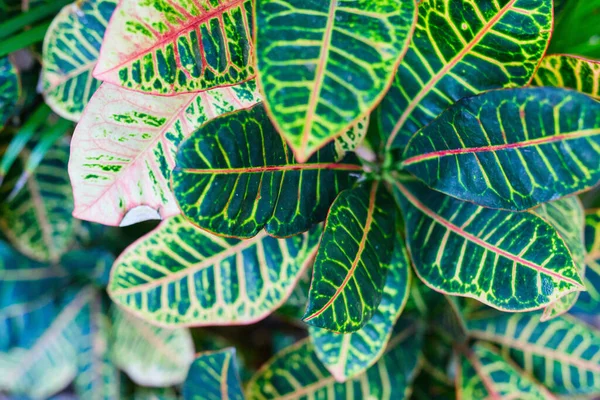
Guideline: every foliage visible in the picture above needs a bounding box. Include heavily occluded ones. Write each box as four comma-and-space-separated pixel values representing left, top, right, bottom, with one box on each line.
1, 0, 600, 398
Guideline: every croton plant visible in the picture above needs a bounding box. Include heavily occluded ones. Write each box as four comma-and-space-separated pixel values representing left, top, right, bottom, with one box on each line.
1, 0, 600, 398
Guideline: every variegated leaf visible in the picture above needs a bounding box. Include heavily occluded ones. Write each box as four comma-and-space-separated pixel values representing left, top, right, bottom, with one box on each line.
574, 209, 600, 315
304, 181, 397, 332
70, 81, 260, 226
172, 104, 362, 239
41, 0, 117, 121
335, 116, 369, 159
533, 54, 600, 100
111, 307, 194, 387
401, 87, 600, 211
467, 312, 600, 396
255, 0, 416, 161
458, 342, 554, 399
0, 56, 20, 128
0, 137, 76, 263
392, 177, 585, 311
108, 216, 321, 327
183, 348, 244, 400
309, 237, 412, 380
246, 327, 422, 399
380, 0, 552, 150
94, 0, 254, 95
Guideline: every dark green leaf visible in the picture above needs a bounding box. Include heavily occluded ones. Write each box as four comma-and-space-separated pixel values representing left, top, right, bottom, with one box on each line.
183, 348, 243, 400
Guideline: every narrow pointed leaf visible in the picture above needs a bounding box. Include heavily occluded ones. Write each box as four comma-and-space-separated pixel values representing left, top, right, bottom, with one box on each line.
304, 181, 396, 332
0, 56, 20, 128
380, 0, 552, 150
458, 342, 555, 399
41, 0, 117, 121
70, 81, 261, 226
532, 198, 586, 320
246, 328, 422, 400
108, 216, 321, 327
111, 307, 195, 387
172, 104, 362, 239
467, 312, 600, 396
392, 177, 584, 311
0, 138, 76, 263
309, 238, 411, 380
94, 0, 254, 95
183, 348, 244, 400
574, 209, 600, 315
533, 55, 600, 100
255, 0, 416, 161
401, 87, 600, 211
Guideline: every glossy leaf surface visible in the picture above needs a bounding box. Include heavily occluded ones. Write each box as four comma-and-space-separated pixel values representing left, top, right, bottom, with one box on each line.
109, 216, 321, 327
533, 55, 600, 99
70, 81, 260, 226
183, 348, 244, 400
381, 0, 552, 150
0, 56, 20, 128
1, 138, 76, 263
255, 0, 416, 161
393, 178, 584, 311
246, 328, 421, 400
111, 307, 194, 387
402, 88, 600, 211
574, 209, 600, 315
94, 0, 254, 95
458, 342, 553, 399
304, 181, 396, 332
41, 0, 116, 121
173, 104, 362, 239
335, 116, 369, 159
467, 312, 600, 396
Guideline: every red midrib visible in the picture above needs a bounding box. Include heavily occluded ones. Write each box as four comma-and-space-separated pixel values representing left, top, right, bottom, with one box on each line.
178, 163, 363, 174
395, 181, 584, 288
402, 128, 600, 166
385, 0, 519, 149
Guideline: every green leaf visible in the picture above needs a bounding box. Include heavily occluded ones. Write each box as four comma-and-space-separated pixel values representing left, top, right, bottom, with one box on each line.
335, 116, 369, 160
304, 181, 397, 332
60, 248, 115, 288
111, 307, 194, 387
533, 55, 600, 100
277, 266, 312, 319
255, 0, 416, 162
380, 0, 553, 150
532, 198, 586, 321
0, 287, 94, 399
401, 87, 600, 211
458, 342, 553, 399
70, 80, 261, 227
183, 348, 244, 400
41, 0, 116, 122
94, 0, 254, 95
134, 387, 179, 400
172, 104, 362, 239
246, 327, 422, 399
308, 236, 412, 380
0, 56, 20, 128
0, 137, 77, 263
549, 0, 600, 59
573, 209, 600, 315
108, 215, 321, 327
392, 177, 585, 311
467, 312, 600, 396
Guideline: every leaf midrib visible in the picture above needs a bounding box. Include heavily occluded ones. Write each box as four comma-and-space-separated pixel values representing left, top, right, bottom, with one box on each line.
177, 162, 363, 174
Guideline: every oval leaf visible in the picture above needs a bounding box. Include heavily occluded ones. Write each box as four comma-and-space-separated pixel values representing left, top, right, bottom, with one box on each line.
172, 103, 362, 239
108, 215, 321, 327
402, 87, 600, 211
41, 0, 117, 121
574, 209, 600, 315
255, 0, 416, 161
94, 0, 254, 95
533, 54, 600, 99
111, 307, 194, 387
304, 181, 397, 332
246, 328, 421, 400
392, 177, 584, 311
380, 0, 552, 150
0, 56, 20, 128
467, 312, 600, 396
183, 348, 244, 400
70, 81, 260, 226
